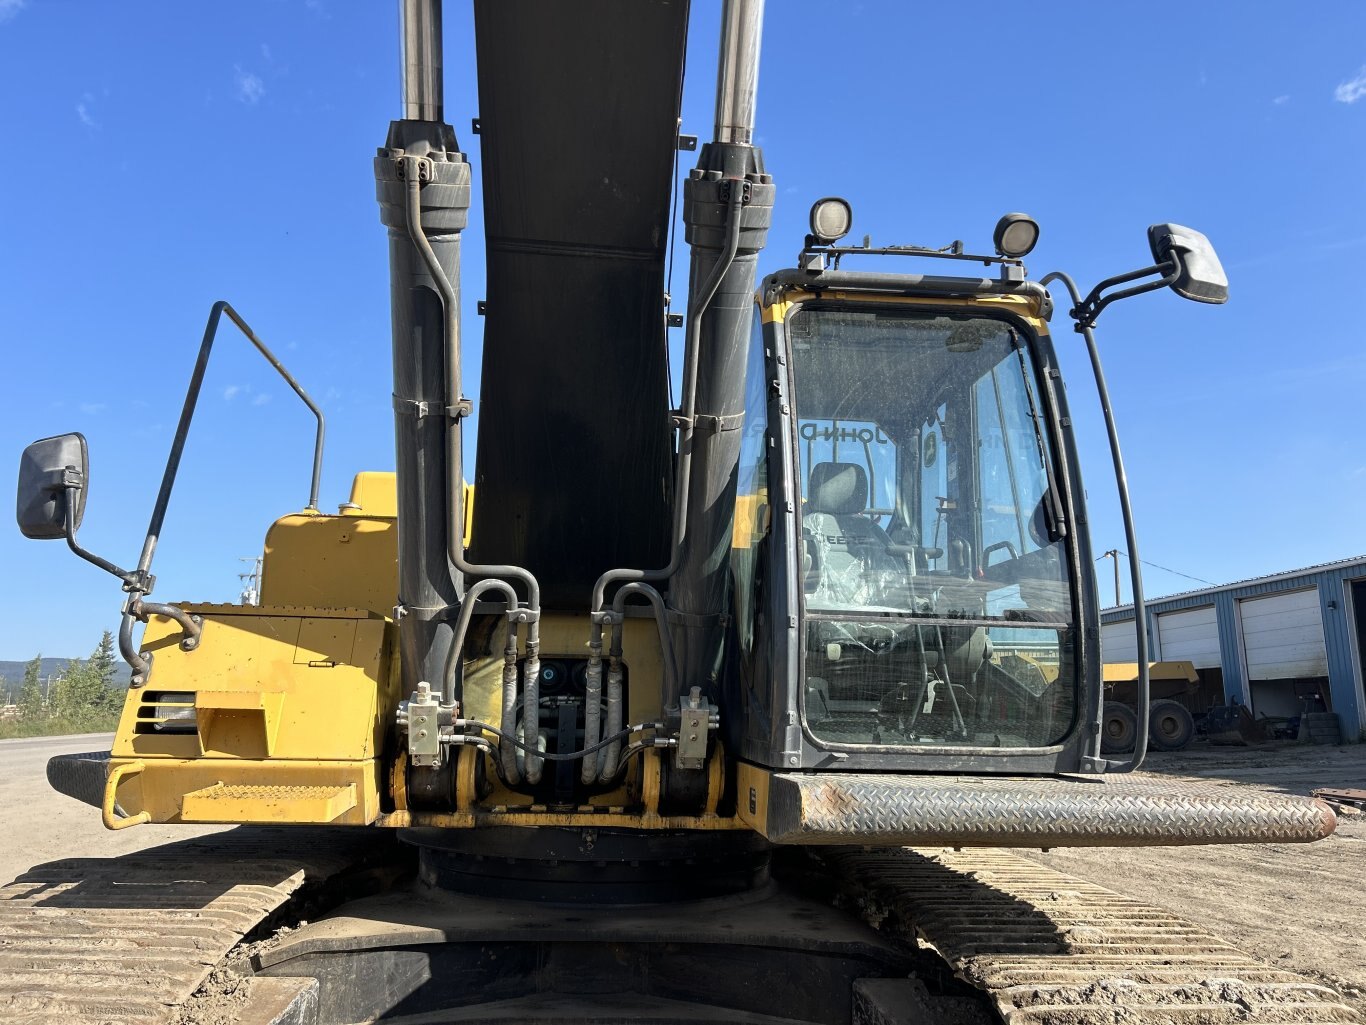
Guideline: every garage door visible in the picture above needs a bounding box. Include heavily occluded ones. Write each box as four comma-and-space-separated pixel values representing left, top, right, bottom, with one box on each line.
1101, 620, 1138, 663
1239, 588, 1328, 680
1155, 606, 1220, 667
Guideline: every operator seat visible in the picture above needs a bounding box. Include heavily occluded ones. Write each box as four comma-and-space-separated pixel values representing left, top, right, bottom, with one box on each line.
803, 461, 907, 610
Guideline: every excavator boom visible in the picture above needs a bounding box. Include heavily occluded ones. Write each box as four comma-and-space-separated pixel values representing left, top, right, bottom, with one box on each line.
8, 4, 1351, 1024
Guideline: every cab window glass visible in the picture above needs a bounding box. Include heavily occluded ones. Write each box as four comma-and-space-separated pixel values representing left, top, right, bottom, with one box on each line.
787, 305, 1074, 749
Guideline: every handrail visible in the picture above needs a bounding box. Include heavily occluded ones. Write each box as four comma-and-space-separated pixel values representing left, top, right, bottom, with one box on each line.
120, 301, 325, 684
1040, 269, 1168, 773
135, 301, 325, 586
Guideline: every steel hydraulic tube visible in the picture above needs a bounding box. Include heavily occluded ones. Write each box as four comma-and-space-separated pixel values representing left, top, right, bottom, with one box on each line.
376, 80, 468, 695
667, 0, 773, 702
587, 0, 771, 642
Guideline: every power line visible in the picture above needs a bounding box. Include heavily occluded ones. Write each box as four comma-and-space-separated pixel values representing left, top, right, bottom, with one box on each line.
1101, 550, 1214, 587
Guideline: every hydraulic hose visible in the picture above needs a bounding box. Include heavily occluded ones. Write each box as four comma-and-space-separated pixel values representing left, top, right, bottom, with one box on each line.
601, 582, 677, 781
403, 174, 540, 613
440, 577, 519, 704
580, 621, 606, 785
500, 617, 521, 784
588, 181, 745, 614
404, 170, 546, 770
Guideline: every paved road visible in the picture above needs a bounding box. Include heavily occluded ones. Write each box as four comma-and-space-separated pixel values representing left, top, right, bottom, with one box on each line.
0, 733, 223, 884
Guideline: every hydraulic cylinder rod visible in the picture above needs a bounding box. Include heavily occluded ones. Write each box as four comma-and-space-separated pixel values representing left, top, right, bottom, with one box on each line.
401, 0, 443, 122
714, 0, 763, 145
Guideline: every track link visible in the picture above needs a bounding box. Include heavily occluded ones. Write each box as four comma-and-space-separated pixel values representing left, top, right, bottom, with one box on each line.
831, 848, 1361, 1024
0, 828, 395, 1025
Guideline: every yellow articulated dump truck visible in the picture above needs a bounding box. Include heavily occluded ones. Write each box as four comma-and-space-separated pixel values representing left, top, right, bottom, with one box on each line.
9, 3, 1347, 1024
1102, 660, 1202, 753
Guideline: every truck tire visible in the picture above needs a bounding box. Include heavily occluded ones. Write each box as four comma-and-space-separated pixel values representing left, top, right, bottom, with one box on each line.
1147, 699, 1195, 751
1101, 700, 1138, 754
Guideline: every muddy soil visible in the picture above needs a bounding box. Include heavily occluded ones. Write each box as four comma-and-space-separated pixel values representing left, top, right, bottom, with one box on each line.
1016, 741, 1366, 1016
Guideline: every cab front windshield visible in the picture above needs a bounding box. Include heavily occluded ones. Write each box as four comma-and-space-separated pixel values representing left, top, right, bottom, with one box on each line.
790, 305, 1075, 749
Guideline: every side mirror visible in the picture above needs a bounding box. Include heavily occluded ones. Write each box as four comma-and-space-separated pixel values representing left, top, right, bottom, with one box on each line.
16, 433, 88, 540
1148, 223, 1228, 305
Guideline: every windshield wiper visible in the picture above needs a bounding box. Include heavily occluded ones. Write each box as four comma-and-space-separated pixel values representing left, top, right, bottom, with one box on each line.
1009, 330, 1067, 540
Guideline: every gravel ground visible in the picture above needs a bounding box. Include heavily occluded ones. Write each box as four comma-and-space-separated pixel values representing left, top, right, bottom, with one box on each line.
1016, 741, 1366, 1015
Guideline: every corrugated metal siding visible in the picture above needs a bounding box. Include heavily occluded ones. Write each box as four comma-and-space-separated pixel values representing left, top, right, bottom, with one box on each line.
1099, 557, 1366, 741
1154, 605, 1220, 667
1101, 621, 1138, 662
1239, 588, 1328, 680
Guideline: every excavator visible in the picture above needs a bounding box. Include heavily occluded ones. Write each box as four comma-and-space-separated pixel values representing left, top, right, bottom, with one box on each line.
8, 3, 1350, 1024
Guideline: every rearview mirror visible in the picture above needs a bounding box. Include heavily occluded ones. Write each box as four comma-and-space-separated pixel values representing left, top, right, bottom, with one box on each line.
16, 433, 88, 540
1148, 223, 1228, 305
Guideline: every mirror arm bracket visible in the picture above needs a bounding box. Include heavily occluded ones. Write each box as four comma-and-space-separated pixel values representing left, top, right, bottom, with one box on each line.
1056, 258, 1180, 330
62, 486, 140, 589
59, 488, 199, 685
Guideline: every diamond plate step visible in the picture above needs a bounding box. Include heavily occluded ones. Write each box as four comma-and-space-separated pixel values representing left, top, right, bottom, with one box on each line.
180, 783, 358, 823
763, 772, 1337, 846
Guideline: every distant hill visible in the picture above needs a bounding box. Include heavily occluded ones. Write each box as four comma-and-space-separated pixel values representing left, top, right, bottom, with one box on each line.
0, 658, 131, 701
0, 658, 76, 688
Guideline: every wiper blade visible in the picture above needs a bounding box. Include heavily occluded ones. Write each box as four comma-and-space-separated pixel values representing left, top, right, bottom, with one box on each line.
1010, 330, 1067, 540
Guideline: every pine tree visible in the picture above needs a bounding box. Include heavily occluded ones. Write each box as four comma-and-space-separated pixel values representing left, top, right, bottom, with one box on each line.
90, 631, 117, 687
18, 655, 43, 721
88, 630, 122, 712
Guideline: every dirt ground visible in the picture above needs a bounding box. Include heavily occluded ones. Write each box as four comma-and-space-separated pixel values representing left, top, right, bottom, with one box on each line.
1016, 740, 1366, 1014
5, 734, 1363, 1018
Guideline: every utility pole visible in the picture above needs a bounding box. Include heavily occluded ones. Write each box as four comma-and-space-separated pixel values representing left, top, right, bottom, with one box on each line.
238, 556, 264, 606
1100, 549, 1121, 606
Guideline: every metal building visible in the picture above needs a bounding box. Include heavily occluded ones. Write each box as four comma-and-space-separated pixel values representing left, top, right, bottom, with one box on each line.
1101, 555, 1366, 743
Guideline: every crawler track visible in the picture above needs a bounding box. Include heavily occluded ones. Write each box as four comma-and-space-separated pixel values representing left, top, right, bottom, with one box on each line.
0, 828, 395, 1025
1, 832, 1356, 1024
831, 847, 1361, 1024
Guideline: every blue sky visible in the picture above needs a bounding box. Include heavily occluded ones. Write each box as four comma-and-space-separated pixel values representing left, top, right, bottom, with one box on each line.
3, 2, 1366, 657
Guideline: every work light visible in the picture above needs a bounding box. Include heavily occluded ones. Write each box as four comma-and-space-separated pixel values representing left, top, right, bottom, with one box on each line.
993, 213, 1040, 258
809, 197, 853, 245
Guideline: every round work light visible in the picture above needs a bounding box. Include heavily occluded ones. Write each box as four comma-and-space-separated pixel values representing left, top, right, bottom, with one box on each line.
809, 197, 853, 245
993, 213, 1040, 258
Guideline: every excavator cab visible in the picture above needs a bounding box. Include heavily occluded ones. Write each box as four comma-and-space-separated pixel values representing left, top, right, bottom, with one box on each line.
8, 4, 1351, 1024
733, 277, 1088, 774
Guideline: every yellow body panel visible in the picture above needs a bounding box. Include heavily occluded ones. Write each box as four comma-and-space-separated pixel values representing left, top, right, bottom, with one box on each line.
736, 760, 771, 835
107, 756, 382, 825
340, 471, 472, 545
114, 606, 392, 762
762, 288, 1050, 336
106, 600, 395, 827
1103, 660, 1200, 684
262, 515, 398, 617
344, 471, 399, 517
